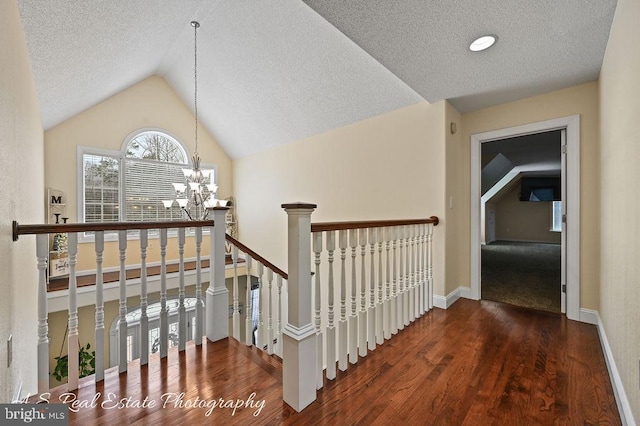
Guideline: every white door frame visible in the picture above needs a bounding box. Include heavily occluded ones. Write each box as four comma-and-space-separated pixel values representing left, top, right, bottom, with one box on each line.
470, 115, 580, 321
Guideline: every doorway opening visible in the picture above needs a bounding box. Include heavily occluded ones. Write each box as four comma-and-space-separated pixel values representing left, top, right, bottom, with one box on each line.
481, 131, 562, 313
470, 115, 580, 321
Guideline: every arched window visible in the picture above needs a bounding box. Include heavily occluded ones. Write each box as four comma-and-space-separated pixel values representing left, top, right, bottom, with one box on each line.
124, 130, 187, 163
80, 129, 201, 224
122, 130, 188, 221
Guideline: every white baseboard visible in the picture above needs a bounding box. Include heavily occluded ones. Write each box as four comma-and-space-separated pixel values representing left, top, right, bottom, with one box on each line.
459, 286, 475, 300
595, 312, 635, 426
433, 294, 448, 309
579, 308, 598, 325
433, 286, 474, 309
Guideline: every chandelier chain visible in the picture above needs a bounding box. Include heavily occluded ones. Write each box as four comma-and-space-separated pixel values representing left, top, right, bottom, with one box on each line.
192, 21, 199, 158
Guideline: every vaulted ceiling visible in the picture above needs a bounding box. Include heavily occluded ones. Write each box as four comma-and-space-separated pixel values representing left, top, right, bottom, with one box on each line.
18, 0, 616, 159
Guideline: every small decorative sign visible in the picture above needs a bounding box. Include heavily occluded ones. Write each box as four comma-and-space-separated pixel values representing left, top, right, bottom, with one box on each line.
50, 257, 70, 278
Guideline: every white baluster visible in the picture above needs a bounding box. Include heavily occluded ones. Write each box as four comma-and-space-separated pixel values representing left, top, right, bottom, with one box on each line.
94, 231, 105, 380
413, 224, 423, 319
195, 227, 204, 344
338, 230, 348, 371
139, 230, 149, 364
232, 245, 240, 339
267, 268, 274, 355
117, 230, 128, 372
397, 226, 405, 331
406, 225, 413, 322
178, 228, 186, 351
67, 233, 79, 389
326, 230, 336, 380
256, 262, 264, 349
383, 227, 391, 340
36, 234, 49, 394
428, 223, 434, 310
414, 225, 421, 319
159, 228, 168, 358
348, 229, 358, 364
390, 226, 398, 336
418, 224, 425, 316
376, 228, 384, 345
409, 225, 416, 322
276, 274, 284, 357
367, 228, 376, 351
313, 232, 323, 389
245, 256, 253, 346
404, 225, 411, 327
358, 228, 367, 357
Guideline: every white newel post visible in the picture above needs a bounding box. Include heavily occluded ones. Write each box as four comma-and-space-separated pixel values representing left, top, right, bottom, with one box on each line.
281, 202, 317, 412
207, 207, 230, 342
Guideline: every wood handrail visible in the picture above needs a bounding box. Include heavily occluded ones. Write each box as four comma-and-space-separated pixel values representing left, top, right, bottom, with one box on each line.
225, 234, 288, 280
12, 220, 215, 241
13, 218, 288, 278
311, 216, 439, 233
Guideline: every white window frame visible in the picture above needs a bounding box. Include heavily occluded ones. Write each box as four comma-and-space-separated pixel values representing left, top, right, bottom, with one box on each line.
77, 129, 216, 242
77, 146, 121, 241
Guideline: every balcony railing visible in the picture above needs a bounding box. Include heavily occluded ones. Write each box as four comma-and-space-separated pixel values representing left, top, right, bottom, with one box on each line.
13, 203, 438, 413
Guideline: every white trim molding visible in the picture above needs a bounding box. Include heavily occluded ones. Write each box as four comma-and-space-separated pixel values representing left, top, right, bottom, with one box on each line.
433, 287, 474, 309
470, 115, 581, 321
578, 308, 598, 325
595, 312, 635, 425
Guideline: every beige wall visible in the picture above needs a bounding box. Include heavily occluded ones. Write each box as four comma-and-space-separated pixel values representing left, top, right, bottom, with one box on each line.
0, 0, 44, 401
233, 101, 448, 296
461, 81, 600, 310
599, 0, 640, 419
444, 102, 466, 294
44, 76, 232, 269
493, 185, 561, 244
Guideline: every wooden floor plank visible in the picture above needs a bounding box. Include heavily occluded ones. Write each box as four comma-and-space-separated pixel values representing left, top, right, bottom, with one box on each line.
47, 299, 619, 425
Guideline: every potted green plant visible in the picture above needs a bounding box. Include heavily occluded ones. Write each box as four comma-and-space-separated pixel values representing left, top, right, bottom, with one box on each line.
52, 342, 96, 382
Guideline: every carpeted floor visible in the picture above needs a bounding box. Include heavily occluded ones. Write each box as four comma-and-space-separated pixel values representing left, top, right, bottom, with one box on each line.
481, 241, 561, 313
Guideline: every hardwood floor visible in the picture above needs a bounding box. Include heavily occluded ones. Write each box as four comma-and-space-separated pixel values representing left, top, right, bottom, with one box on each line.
48, 299, 620, 425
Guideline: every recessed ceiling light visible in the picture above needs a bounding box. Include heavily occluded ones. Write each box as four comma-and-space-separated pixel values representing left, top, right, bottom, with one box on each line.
470, 35, 497, 52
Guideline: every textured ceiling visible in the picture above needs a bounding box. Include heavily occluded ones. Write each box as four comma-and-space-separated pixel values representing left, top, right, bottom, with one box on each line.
303, 0, 617, 113
18, 0, 616, 159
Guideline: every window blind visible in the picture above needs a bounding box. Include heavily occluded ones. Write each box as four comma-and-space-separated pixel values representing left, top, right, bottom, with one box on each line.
83, 153, 120, 223
124, 158, 185, 221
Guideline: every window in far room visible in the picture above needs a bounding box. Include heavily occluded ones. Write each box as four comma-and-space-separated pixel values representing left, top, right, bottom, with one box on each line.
551, 201, 562, 232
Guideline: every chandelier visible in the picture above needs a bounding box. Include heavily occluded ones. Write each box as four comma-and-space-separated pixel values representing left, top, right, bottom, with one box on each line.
163, 21, 226, 220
